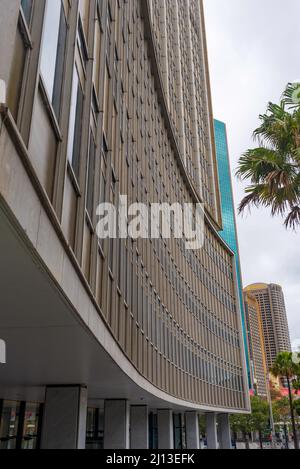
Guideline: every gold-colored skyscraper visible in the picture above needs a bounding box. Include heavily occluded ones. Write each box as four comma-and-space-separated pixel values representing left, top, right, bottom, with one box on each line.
243, 291, 268, 398
245, 284, 291, 371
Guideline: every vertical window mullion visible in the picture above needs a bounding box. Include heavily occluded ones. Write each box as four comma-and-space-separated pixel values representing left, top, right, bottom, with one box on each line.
16, 401, 26, 450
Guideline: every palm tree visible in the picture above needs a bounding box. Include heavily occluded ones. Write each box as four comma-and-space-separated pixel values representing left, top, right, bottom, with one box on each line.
236, 83, 300, 229
270, 352, 300, 449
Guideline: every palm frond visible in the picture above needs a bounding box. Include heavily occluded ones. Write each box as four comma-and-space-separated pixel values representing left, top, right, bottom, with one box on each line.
282, 83, 300, 110
236, 148, 283, 183
253, 101, 297, 153
237, 84, 300, 230
284, 206, 300, 230
238, 191, 260, 214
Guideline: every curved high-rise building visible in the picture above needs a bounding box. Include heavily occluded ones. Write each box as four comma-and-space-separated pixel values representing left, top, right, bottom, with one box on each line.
0, 0, 249, 449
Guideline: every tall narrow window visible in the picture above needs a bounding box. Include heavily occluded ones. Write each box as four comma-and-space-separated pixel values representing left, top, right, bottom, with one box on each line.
0, 401, 20, 450
21, 0, 33, 25
93, 7, 102, 96
99, 146, 107, 250
7, 1, 33, 120
67, 67, 84, 179
40, 0, 67, 117
87, 131, 96, 219
7, 25, 27, 119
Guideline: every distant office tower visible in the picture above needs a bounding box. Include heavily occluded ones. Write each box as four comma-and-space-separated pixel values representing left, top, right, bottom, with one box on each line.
214, 120, 251, 387
0, 0, 249, 449
245, 284, 291, 370
243, 291, 268, 398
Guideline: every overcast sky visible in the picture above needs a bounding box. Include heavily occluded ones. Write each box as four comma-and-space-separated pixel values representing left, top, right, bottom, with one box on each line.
203, 0, 300, 346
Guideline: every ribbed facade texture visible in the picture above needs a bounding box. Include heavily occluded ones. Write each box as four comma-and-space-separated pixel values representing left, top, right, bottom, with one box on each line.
150, 0, 221, 216
245, 284, 291, 370
243, 291, 268, 398
0, 0, 250, 446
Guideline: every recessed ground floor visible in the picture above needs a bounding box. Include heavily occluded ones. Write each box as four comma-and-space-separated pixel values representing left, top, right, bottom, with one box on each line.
0, 395, 234, 450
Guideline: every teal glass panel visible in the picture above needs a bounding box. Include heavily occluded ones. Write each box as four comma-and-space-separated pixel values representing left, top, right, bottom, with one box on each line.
214, 119, 251, 388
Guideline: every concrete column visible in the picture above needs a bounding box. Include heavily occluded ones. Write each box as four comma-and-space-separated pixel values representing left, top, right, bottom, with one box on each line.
206, 413, 218, 450
185, 412, 200, 449
41, 386, 88, 449
130, 406, 149, 449
104, 400, 130, 449
157, 409, 174, 449
0, 0, 20, 87
219, 414, 232, 449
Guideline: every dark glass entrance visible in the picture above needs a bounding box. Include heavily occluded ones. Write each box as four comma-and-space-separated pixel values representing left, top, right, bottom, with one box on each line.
0, 400, 43, 450
173, 414, 186, 449
86, 408, 103, 449
149, 413, 158, 449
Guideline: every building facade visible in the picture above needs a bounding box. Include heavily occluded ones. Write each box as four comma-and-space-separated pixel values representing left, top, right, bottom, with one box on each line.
245, 284, 291, 371
243, 291, 268, 398
0, 0, 249, 449
214, 119, 251, 387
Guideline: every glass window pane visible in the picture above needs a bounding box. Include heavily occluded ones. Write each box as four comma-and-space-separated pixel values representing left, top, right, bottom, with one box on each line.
40, 0, 67, 117
149, 413, 158, 449
67, 67, 84, 179
87, 132, 96, 218
21, 0, 33, 25
67, 69, 79, 169
79, 0, 90, 38
22, 403, 41, 450
0, 401, 20, 450
52, 8, 67, 117
7, 26, 27, 119
93, 14, 101, 94
40, 0, 61, 99
86, 408, 103, 449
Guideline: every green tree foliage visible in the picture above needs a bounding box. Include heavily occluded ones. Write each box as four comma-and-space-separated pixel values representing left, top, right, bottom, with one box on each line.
230, 396, 270, 449
273, 397, 290, 424
237, 83, 300, 229
270, 352, 300, 449
294, 399, 300, 417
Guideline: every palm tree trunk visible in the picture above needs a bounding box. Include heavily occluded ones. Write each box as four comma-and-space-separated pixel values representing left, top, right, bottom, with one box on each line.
259, 430, 263, 450
287, 375, 299, 450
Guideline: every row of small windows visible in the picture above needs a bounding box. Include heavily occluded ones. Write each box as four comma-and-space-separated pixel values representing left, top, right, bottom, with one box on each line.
147, 147, 234, 283
127, 247, 243, 390
154, 239, 237, 328
149, 243, 239, 348
177, 238, 236, 314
